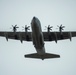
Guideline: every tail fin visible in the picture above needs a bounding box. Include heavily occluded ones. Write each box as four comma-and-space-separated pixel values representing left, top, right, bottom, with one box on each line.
24, 53, 60, 60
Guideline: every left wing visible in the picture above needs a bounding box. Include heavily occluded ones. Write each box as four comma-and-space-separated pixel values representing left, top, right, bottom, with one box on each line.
43, 31, 76, 42
0, 32, 32, 42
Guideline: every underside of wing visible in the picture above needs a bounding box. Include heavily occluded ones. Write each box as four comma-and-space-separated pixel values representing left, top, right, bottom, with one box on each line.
0, 31, 76, 42
43, 31, 76, 42
0, 32, 32, 42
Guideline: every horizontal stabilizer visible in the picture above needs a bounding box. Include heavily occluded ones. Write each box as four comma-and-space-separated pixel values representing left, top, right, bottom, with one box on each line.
24, 53, 60, 60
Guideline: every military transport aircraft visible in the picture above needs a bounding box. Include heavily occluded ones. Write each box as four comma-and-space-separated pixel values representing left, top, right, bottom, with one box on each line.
0, 17, 76, 60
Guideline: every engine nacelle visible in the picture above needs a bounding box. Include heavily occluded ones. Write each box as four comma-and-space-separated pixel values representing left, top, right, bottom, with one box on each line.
54, 32, 57, 43
68, 32, 72, 41
19, 32, 23, 43
60, 34, 64, 39
47, 32, 52, 41
32, 33, 37, 48
26, 35, 30, 41
48, 34, 52, 41
4, 32, 8, 41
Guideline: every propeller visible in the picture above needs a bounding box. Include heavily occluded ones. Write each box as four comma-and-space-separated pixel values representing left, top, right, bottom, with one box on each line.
57, 24, 65, 32
22, 25, 30, 32
10, 24, 19, 32
45, 25, 53, 32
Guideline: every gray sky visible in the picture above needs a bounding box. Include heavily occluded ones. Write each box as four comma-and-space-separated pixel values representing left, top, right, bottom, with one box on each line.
0, 0, 76, 75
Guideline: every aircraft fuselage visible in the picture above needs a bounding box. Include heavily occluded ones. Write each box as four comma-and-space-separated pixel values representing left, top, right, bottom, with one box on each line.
31, 17, 45, 54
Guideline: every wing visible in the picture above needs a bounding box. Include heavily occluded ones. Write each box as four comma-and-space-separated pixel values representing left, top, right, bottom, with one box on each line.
43, 31, 76, 42
0, 32, 32, 41
0, 31, 76, 42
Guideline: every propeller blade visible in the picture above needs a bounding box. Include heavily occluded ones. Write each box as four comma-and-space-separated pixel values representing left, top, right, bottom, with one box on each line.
56, 28, 58, 29
60, 24, 62, 27
45, 26, 47, 28
15, 24, 17, 27
22, 25, 30, 31
57, 25, 59, 27
16, 27, 19, 28
57, 24, 65, 32
45, 25, 53, 31
22, 26, 24, 28
62, 29, 64, 30
12, 25, 14, 27
28, 29, 30, 30
10, 27, 12, 29
62, 26, 65, 28
50, 26, 53, 28
10, 24, 19, 32
25, 25, 27, 26
28, 26, 30, 28
48, 25, 50, 27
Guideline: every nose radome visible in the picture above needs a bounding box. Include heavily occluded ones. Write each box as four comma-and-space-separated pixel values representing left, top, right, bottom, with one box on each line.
33, 16, 36, 20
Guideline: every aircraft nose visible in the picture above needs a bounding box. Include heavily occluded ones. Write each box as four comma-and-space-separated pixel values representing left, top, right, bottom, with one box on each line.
33, 16, 36, 20
31, 16, 38, 26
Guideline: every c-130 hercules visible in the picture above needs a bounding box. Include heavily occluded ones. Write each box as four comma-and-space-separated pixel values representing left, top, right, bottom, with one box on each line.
0, 17, 76, 60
